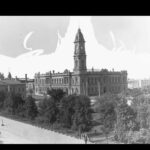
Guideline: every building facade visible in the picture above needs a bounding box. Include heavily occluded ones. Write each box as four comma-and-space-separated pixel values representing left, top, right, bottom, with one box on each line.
0, 79, 26, 98
141, 79, 150, 88
34, 28, 127, 96
128, 78, 150, 89
128, 79, 141, 89
17, 74, 34, 94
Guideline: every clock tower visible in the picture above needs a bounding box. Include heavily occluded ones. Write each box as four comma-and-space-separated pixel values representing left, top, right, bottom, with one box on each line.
73, 28, 87, 74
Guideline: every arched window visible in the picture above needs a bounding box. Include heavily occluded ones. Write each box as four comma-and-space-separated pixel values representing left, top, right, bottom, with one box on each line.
75, 60, 78, 68
81, 60, 84, 68
75, 88, 78, 94
88, 78, 90, 84
66, 88, 68, 94
72, 88, 74, 94
104, 87, 106, 93
75, 77, 78, 83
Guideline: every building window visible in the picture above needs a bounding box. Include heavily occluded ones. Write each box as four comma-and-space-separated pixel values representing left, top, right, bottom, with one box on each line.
75, 60, 78, 68
75, 77, 78, 83
104, 87, 106, 93
75, 88, 78, 94
91, 78, 93, 84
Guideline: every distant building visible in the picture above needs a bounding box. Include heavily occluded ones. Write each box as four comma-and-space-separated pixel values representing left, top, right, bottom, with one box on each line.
0, 79, 26, 98
34, 28, 128, 96
128, 78, 150, 89
141, 79, 150, 88
128, 79, 141, 89
17, 74, 34, 94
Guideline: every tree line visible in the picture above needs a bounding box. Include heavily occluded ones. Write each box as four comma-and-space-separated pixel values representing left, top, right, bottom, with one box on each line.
94, 88, 150, 144
0, 89, 92, 135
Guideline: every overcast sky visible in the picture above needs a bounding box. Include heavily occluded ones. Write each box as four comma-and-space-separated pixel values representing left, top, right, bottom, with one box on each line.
0, 16, 150, 79
1, 16, 150, 57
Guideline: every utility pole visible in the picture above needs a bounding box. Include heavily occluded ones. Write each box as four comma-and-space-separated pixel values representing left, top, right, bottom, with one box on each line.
98, 81, 100, 97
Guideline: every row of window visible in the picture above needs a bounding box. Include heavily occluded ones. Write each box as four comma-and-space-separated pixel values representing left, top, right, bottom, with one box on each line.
35, 77, 79, 85
9, 87, 25, 93
35, 87, 69, 94
88, 76, 126, 85
35, 76, 127, 86
88, 86, 126, 94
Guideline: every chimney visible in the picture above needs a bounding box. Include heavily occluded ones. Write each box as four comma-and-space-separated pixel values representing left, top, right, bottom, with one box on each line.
15, 76, 18, 80
25, 74, 27, 82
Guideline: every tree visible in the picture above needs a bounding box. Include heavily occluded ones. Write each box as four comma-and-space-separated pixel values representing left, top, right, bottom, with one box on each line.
11, 93, 25, 115
44, 98, 57, 124
131, 94, 150, 129
3, 92, 13, 113
3, 92, 25, 115
101, 123, 112, 144
72, 95, 92, 133
38, 97, 58, 125
7, 72, 12, 80
95, 94, 119, 143
114, 100, 138, 143
59, 95, 76, 128
0, 91, 6, 109
25, 96, 38, 120
94, 93, 120, 112
127, 128, 150, 144
126, 88, 143, 98
47, 88, 66, 103
0, 73, 4, 80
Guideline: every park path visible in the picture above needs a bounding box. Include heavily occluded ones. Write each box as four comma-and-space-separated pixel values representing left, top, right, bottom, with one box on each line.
0, 116, 87, 144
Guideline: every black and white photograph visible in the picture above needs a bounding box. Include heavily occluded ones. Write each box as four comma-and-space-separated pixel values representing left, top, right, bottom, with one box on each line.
0, 15, 149, 144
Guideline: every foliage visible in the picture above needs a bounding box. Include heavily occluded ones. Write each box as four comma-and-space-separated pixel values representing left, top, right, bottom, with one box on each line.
126, 128, 150, 144
0, 72, 4, 80
72, 95, 92, 132
59, 95, 76, 128
0, 91, 6, 109
7, 72, 12, 79
95, 94, 122, 142
38, 94, 93, 133
126, 88, 143, 98
47, 88, 66, 103
131, 94, 150, 129
38, 97, 58, 124
3, 92, 25, 115
114, 100, 138, 143
25, 96, 38, 120
3, 92, 13, 113
96, 94, 118, 128
94, 93, 120, 112
0, 88, 93, 136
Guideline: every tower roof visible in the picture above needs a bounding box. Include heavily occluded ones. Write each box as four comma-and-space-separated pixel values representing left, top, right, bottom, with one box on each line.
74, 28, 85, 43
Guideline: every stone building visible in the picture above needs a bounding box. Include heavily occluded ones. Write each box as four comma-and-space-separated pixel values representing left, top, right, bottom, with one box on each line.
34, 28, 127, 96
17, 74, 34, 94
128, 79, 141, 89
141, 79, 150, 88
0, 79, 26, 98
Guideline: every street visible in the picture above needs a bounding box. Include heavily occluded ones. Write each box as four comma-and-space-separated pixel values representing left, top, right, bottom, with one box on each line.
0, 116, 86, 144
